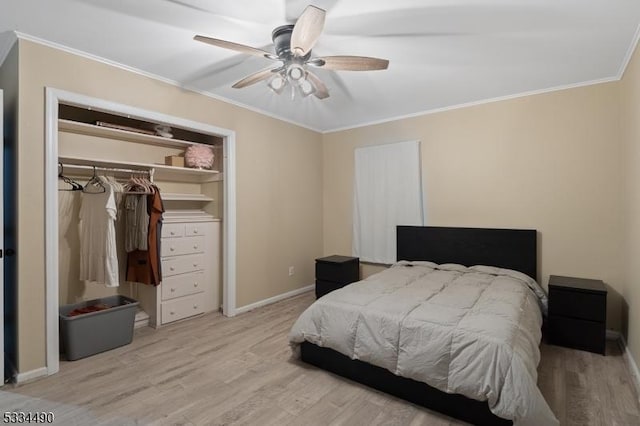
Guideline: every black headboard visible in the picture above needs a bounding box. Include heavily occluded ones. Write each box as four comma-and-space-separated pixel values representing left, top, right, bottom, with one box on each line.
396, 226, 537, 281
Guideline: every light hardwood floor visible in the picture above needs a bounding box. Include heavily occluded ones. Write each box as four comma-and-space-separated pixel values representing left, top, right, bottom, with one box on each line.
1, 291, 639, 425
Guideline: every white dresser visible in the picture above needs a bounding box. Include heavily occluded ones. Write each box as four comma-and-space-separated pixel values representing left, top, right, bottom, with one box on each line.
138, 210, 221, 327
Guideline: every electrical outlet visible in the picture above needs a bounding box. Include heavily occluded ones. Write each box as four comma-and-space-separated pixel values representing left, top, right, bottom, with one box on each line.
288, 266, 295, 276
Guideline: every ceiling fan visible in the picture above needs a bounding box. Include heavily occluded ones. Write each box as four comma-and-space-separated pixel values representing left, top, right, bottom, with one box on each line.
193, 5, 389, 100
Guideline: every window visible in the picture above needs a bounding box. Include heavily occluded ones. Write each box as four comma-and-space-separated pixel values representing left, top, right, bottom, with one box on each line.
353, 140, 424, 264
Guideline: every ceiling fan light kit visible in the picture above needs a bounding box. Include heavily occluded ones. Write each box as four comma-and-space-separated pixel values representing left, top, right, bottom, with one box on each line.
194, 5, 389, 100
299, 79, 316, 97
268, 75, 287, 94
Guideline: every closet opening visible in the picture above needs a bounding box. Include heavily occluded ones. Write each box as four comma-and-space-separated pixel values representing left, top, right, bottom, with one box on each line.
44, 88, 237, 377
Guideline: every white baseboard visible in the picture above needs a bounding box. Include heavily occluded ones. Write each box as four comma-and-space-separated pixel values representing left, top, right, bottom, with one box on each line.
235, 284, 314, 315
617, 334, 640, 403
606, 330, 621, 340
16, 367, 48, 384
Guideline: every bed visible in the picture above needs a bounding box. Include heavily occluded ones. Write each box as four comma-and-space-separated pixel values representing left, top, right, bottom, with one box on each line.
289, 226, 558, 426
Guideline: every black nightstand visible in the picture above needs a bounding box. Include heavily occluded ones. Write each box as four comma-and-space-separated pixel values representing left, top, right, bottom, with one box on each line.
315, 255, 359, 299
548, 275, 607, 355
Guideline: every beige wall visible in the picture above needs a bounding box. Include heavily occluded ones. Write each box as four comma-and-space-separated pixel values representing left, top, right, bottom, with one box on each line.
323, 82, 625, 333
16, 39, 323, 373
0, 43, 18, 119
620, 40, 640, 370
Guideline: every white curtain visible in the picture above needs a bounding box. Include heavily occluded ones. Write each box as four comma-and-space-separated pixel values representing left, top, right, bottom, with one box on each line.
353, 140, 424, 264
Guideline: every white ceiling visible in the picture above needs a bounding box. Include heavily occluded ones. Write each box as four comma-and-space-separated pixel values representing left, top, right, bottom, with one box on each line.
1, 0, 640, 132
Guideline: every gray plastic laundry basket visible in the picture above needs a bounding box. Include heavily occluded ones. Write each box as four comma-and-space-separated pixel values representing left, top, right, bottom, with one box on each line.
59, 295, 139, 361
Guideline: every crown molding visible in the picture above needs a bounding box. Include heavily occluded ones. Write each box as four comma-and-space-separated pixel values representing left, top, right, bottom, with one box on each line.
9, 31, 632, 135
323, 76, 619, 133
618, 22, 640, 80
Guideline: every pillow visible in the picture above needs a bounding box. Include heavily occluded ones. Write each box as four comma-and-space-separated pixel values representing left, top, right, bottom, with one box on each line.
394, 260, 438, 268
436, 263, 468, 272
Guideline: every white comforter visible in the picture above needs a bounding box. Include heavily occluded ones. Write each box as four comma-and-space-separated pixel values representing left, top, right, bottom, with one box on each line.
289, 261, 558, 426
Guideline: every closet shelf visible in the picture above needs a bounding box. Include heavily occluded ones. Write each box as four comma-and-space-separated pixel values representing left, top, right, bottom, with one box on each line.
58, 119, 219, 150
59, 155, 221, 183
162, 193, 214, 202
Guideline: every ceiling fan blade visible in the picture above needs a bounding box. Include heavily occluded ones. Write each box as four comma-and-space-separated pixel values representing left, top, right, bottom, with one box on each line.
285, 0, 339, 22
313, 56, 389, 71
305, 71, 329, 99
290, 5, 326, 57
232, 68, 276, 88
194, 35, 276, 59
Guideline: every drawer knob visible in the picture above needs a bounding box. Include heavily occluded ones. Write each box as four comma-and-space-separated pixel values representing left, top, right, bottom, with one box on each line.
194, 282, 198, 287
170, 311, 175, 315
193, 305, 198, 309
193, 245, 198, 249
193, 263, 198, 267
193, 229, 199, 234
170, 288, 175, 292
170, 266, 175, 271
170, 247, 175, 252
170, 231, 175, 236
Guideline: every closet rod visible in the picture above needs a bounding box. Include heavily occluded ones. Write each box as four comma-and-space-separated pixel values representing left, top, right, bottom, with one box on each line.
59, 163, 153, 176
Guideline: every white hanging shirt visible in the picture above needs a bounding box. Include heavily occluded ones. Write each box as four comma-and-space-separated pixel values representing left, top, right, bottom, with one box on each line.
78, 184, 119, 287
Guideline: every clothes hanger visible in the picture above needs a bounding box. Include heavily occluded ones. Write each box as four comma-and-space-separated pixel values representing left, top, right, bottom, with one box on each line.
103, 172, 122, 193
124, 173, 139, 192
82, 166, 106, 194
58, 163, 83, 191
125, 174, 141, 191
123, 172, 152, 194
98, 175, 118, 193
133, 174, 145, 190
138, 172, 151, 191
140, 173, 153, 192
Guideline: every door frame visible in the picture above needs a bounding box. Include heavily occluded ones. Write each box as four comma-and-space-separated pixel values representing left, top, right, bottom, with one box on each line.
0, 89, 4, 385
44, 88, 237, 375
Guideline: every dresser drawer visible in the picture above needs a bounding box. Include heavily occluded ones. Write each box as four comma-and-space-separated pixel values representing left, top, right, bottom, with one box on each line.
161, 236, 205, 257
548, 315, 605, 355
161, 270, 205, 301
163, 254, 205, 277
162, 223, 184, 238
316, 280, 347, 299
186, 223, 206, 237
549, 287, 606, 322
161, 294, 205, 324
315, 260, 359, 284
